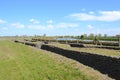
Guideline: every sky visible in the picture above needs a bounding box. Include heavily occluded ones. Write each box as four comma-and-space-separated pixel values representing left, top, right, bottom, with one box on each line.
0, 0, 120, 36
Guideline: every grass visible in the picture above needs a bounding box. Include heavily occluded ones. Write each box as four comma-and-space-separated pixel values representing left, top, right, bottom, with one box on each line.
0, 40, 114, 80
0, 40, 90, 80
49, 43, 120, 57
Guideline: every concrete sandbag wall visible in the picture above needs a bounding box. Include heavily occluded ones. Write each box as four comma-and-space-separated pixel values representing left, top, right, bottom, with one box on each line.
41, 45, 120, 80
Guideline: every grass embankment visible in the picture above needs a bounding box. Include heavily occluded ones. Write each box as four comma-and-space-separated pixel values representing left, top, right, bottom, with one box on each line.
49, 43, 120, 57
0, 40, 89, 80
0, 41, 113, 80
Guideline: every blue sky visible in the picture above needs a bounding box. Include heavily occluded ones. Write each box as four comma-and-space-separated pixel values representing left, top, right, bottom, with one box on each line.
0, 0, 120, 36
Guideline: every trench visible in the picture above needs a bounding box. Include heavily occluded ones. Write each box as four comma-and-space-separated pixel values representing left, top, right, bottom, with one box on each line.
41, 45, 120, 80
14, 41, 120, 80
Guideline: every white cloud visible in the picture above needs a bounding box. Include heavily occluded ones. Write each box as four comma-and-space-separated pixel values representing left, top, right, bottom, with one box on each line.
28, 25, 46, 30
57, 23, 79, 28
29, 19, 40, 24
69, 11, 120, 22
69, 13, 96, 21
0, 19, 6, 24
11, 23, 25, 28
46, 20, 53, 24
27, 22, 78, 30
87, 25, 94, 29
28, 24, 54, 30
98, 11, 120, 21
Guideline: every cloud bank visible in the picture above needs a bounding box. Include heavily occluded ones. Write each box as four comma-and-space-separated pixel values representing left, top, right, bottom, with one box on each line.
69, 11, 120, 22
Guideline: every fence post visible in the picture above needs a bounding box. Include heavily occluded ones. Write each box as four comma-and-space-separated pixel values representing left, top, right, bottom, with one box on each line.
118, 37, 120, 48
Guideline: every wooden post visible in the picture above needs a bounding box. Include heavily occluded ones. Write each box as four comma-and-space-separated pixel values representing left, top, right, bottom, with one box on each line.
118, 37, 120, 48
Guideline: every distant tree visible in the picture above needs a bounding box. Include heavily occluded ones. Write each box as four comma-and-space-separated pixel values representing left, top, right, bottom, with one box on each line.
89, 33, 94, 39
104, 34, 107, 38
98, 34, 102, 38
116, 34, 120, 38
71, 36, 74, 38
83, 34, 87, 38
80, 35, 84, 40
77, 35, 81, 39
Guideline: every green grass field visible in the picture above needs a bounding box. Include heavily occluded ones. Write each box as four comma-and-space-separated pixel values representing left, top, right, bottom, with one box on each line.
0, 40, 113, 80
0, 40, 89, 80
